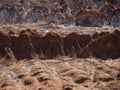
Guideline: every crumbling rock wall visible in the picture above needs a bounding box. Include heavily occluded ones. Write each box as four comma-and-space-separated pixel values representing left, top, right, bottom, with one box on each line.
0, 29, 120, 60
0, 0, 119, 27
79, 32, 120, 59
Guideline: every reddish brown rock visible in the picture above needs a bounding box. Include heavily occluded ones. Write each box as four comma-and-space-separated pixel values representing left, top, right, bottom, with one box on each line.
75, 10, 105, 27
114, 29, 120, 36
92, 32, 109, 39
0, 31, 11, 47
63, 32, 91, 57
11, 32, 36, 60
0, 28, 120, 60
0, 31, 12, 57
80, 31, 120, 59
20, 29, 44, 59
43, 32, 64, 59
63, 33, 81, 57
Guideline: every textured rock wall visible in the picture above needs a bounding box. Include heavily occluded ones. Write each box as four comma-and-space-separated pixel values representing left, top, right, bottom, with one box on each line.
0, 0, 119, 27
0, 28, 120, 60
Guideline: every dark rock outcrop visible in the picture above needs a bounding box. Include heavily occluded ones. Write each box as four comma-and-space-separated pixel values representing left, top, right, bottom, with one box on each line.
92, 32, 109, 39
43, 32, 64, 59
80, 31, 120, 59
0, 31, 12, 58
1, 29, 120, 60
11, 33, 35, 60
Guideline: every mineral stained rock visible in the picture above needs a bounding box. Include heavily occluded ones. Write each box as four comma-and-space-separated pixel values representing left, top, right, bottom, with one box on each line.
0, 0, 119, 27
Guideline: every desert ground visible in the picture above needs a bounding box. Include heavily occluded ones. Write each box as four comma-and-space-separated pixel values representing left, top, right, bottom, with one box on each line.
0, 0, 120, 90
0, 58, 120, 90
0, 23, 119, 90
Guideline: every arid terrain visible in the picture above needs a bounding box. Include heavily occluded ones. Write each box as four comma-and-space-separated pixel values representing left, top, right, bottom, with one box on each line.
0, 58, 120, 90
0, 23, 119, 90
0, 0, 120, 90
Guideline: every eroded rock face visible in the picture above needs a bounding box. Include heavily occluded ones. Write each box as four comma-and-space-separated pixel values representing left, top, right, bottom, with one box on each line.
0, 31, 12, 58
43, 32, 64, 59
11, 33, 35, 60
63, 33, 92, 57
75, 10, 104, 27
0, 28, 120, 60
0, 0, 119, 27
80, 31, 120, 59
92, 32, 109, 39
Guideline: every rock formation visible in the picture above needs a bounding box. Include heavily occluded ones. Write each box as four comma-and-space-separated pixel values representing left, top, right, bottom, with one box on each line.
0, 1, 120, 90
0, 0, 119, 27
80, 30, 120, 59
0, 27, 120, 60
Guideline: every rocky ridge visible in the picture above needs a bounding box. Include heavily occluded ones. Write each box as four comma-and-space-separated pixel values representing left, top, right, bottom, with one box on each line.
0, 0, 119, 27
0, 24, 120, 61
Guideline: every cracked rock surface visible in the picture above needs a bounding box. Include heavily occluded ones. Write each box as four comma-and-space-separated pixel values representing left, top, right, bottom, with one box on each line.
0, 0, 119, 27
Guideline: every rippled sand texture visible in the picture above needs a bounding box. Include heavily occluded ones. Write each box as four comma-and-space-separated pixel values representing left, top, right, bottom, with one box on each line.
0, 58, 120, 90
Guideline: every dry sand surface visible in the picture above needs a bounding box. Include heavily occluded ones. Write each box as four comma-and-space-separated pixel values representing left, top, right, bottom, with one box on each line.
0, 58, 120, 90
